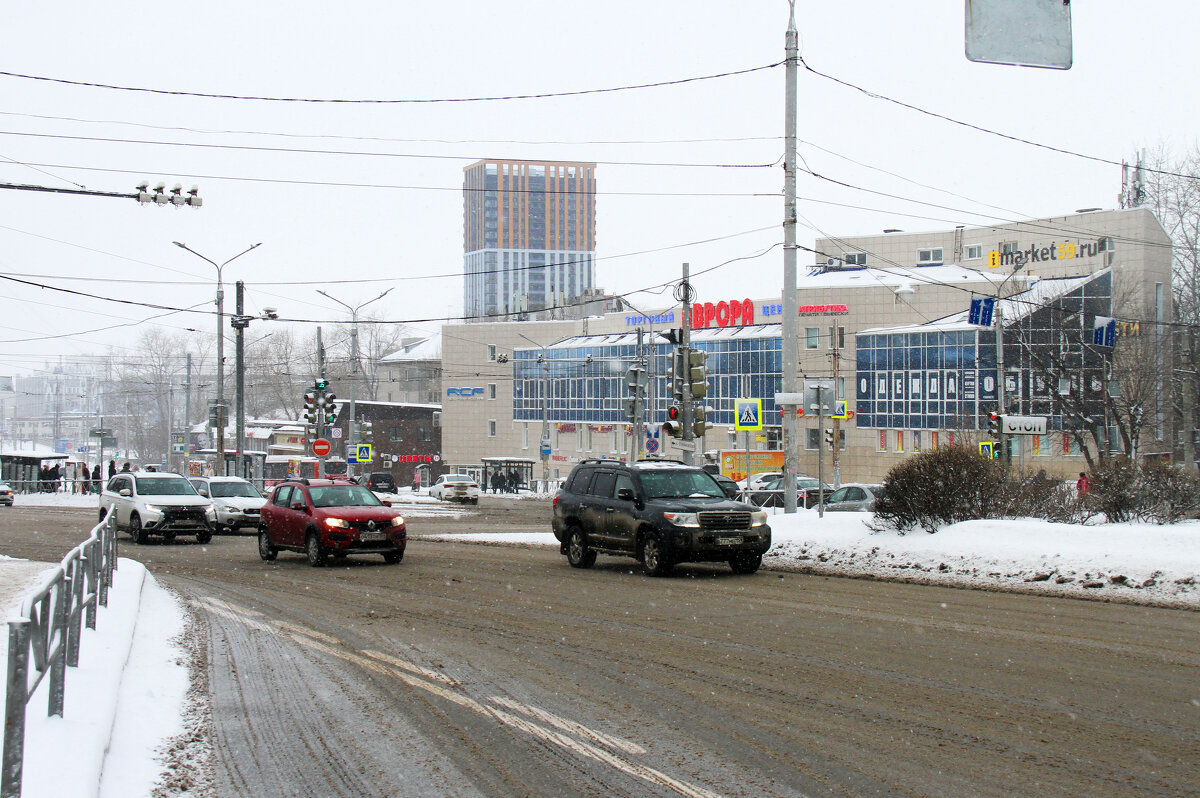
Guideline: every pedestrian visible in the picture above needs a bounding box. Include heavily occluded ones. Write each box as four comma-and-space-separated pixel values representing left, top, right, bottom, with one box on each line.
491, 471, 502, 494
108, 459, 117, 479
121, 462, 131, 473
412, 469, 421, 493
92, 463, 102, 494
508, 469, 519, 493
1076, 471, 1090, 497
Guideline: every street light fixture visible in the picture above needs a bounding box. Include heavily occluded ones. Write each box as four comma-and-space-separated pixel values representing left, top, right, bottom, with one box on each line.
317, 287, 394, 478
173, 241, 262, 475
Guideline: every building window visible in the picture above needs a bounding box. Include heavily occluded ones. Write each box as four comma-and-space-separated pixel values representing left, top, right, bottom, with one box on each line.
844, 252, 867, 266
487, 344, 497, 362
805, 428, 819, 450
522, 423, 529, 449
828, 325, 845, 349
576, 427, 584, 452
1000, 241, 1019, 255
964, 244, 983, 260
911, 431, 921, 451
805, 327, 820, 349
488, 383, 497, 400
390, 427, 403, 442
917, 248, 943, 265
418, 425, 431, 442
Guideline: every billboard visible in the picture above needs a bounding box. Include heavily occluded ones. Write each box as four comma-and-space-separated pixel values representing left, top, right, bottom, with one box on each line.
718, 450, 784, 482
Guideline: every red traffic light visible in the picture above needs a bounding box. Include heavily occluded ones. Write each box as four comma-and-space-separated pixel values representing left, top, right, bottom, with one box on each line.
667, 405, 681, 421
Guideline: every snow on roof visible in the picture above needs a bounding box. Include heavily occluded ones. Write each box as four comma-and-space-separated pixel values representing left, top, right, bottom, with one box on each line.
381, 333, 441, 362
545, 323, 784, 351
858, 272, 1103, 336
797, 264, 1004, 290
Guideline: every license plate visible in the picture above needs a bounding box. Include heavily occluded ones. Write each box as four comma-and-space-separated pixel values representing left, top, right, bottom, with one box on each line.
360, 531, 386, 542
716, 535, 742, 546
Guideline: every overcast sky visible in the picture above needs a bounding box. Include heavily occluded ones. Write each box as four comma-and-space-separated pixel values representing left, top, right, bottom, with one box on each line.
0, 1, 1197, 376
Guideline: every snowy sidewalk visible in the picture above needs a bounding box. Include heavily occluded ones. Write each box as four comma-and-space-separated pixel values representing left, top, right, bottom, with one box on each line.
0, 555, 192, 798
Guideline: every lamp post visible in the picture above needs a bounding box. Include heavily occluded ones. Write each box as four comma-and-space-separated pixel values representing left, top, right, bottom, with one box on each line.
173, 241, 262, 475
994, 262, 1025, 466
317, 287, 394, 478
518, 333, 551, 487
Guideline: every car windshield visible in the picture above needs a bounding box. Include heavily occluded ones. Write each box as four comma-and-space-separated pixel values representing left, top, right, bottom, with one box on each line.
640, 471, 725, 500
210, 482, 262, 499
309, 485, 383, 507
136, 477, 197, 496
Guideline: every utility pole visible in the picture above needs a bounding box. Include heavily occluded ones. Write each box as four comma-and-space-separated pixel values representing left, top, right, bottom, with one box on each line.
316, 327, 326, 479
831, 347, 841, 488
185, 353, 192, 461
781, 1, 800, 513
679, 263, 695, 466
234, 281, 246, 479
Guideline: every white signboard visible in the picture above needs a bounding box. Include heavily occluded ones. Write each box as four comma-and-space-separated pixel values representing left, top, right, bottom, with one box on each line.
1002, 415, 1047, 435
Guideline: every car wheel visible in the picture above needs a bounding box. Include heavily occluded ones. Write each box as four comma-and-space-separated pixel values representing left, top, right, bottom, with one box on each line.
729, 552, 762, 575
383, 550, 404, 564
641, 535, 673, 577
305, 530, 327, 567
129, 514, 146, 545
257, 528, 277, 561
566, 527, 596, 569
470, 498, 479, 505
197, 529, 213, 544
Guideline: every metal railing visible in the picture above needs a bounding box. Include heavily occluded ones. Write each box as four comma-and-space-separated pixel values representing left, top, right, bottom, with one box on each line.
2, 514, 118, 798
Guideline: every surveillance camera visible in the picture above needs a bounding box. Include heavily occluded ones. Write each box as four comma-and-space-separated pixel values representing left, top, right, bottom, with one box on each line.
261, 307, 278, 320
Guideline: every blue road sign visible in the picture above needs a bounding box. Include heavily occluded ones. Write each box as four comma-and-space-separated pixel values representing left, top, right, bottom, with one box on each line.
1092, 316, 1116, 347
969, 297, 995, 327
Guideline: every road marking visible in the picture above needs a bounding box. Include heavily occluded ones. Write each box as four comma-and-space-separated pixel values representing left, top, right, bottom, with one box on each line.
196, 596, 722, 798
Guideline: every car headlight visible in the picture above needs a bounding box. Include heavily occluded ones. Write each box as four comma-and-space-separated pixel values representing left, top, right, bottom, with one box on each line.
324, 517, 350, 529
663, 512, 700, 528
750, 510, 768, 527
144, 505, 167, 515
390, 515, 405, 527
205, 506, 217, 520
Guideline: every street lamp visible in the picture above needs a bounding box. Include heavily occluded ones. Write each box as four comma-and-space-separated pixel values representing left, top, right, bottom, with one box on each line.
517, 333, 552, 485
173, 241, 262, 475
317, 287, 394, 478
994, 261, 1026, 466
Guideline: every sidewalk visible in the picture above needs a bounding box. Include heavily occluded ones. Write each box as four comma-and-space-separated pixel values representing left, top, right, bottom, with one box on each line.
1, 555, 193, 798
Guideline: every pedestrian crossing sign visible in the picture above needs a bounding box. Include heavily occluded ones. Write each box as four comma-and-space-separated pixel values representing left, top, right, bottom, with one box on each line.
734, 398, 762, 431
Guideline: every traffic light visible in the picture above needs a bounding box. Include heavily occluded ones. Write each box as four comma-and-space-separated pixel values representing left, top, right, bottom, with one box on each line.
687, 349, 708, 399
361, 420, 373, 443
662, 404, 683, 438
315, 379, 329, 390
624, 396, 638, 424
987, 411, 1002, 438
824, 428, 834, 447
324, 393, 338, 424
668, 347, 685, 402
693, 404, 713, 438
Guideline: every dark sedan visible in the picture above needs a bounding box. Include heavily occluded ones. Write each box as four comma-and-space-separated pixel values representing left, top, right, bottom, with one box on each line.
743, 476, 831, 508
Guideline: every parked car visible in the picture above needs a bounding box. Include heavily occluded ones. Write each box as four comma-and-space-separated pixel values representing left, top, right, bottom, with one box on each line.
429, 474, 481, 504
711, 474, 742, 500
356, 471, 398, 494
99, 472, 215, 544
737, 471, 782, 492
744, 476, 831, 508
825, 483, 886, 512
552, 459, 771, 576
257, 478, 406, 566
0, 481, 13, 506
188, 476, 267, 534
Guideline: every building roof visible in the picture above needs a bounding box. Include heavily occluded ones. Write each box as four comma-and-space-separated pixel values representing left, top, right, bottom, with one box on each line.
858, 271, 1103, 335
381, 333, 441, 362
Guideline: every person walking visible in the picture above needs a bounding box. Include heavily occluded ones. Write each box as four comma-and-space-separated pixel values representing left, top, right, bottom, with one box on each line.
1076, 471, 1090, 497
92, 463, 102, 494
108, 459, 117, 479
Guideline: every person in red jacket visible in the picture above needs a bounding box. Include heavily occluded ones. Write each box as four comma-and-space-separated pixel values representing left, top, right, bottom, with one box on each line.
1076, 472, 1090, 496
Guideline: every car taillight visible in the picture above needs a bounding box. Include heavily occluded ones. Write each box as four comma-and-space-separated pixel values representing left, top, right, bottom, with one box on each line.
552, 496, 559, 508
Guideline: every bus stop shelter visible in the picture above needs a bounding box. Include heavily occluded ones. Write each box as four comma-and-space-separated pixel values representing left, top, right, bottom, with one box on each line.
480, 457, 535, 494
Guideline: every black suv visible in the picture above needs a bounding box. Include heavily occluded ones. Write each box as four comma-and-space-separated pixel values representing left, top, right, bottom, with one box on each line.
357, 471, 398, 493
552, 460, 771, 576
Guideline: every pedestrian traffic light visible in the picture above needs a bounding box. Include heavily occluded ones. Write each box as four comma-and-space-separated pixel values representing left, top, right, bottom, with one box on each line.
662, 404, 683, 438
361, 420, 373, 442
315, 379, 329, 390
824, 428, 834, 447
987, 411, 1002, 438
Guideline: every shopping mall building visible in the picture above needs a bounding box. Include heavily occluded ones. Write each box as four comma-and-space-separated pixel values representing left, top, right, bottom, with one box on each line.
439, 208, 1174, 484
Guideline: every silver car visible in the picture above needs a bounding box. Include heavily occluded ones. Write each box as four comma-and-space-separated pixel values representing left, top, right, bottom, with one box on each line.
824, 483, 885, 512
189, 476, 267, 534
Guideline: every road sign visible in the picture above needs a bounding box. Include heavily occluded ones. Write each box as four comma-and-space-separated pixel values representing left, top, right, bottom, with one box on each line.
734, 398, 762, 431
968, 296, 995, 327
773, 392, 804, 405
89, 428, 113, 438
1001, 415, 1048, 435
331, 427, 342, 439
311, 438, 331, 457
979, 442, 995, 459
541, 439, 552, 457
356, 444, 372, 463
669, 438, 696, 452
830, 400, 850, 420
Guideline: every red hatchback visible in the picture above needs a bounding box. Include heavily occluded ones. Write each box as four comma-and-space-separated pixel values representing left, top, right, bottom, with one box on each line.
258, 479, 406, 566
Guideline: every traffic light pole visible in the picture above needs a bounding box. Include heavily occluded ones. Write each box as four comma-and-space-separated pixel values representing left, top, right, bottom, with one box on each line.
679, 264, 695, 466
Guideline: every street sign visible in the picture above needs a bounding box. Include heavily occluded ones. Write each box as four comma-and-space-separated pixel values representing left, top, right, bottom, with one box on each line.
968, 296, 995, 327
1092, 316, 1116, 347
773, 392, 804, 405
311, 438, 331, 457
356, 444, 372, 463
669, 438, 696, 452
331, 427, 342, 439
734, 398, 762, 431
1001, 415, 1048, 435
89, 428, 113, 438
540, 439, 552, 457
830, 400, 850, 420
979, 442, 995, 459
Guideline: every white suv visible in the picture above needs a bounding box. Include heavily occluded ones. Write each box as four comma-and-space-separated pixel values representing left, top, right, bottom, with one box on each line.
189, 476, 267, 535
99, 472, 216, 544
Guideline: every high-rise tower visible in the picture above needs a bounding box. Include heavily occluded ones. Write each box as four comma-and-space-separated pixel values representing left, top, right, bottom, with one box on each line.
463, 159, 596, 321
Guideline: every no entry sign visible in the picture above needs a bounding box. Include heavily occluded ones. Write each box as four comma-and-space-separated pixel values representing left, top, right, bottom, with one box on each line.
311, 438, 331, 457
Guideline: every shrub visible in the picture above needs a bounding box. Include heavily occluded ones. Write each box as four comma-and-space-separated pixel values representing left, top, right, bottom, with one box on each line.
1136, 458, 1200, 524
1086, 457, 1142, 523
872, 445, 1007, 533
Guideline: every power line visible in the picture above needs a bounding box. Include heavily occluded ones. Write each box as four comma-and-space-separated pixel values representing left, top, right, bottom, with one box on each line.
0, 61, 783, 104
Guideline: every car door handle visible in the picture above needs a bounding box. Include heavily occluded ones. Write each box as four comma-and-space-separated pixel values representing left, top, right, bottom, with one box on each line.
605, 507, 614, 513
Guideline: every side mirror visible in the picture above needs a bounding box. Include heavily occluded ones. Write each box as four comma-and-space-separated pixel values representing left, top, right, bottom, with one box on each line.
381, 499, 392, 507
617, 487, 635, 502
198, 487, 209, 497
119, 488, 132, 497
291, 501, 308, 512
